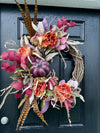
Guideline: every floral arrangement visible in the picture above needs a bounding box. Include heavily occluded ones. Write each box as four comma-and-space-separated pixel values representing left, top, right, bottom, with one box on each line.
0, 0, 85, 130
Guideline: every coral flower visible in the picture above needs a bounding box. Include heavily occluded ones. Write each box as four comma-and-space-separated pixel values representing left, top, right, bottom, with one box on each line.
33, 80, 47, 97
18, 46, 31, 57
42, 32, 57, 48
54, 83, 71, 103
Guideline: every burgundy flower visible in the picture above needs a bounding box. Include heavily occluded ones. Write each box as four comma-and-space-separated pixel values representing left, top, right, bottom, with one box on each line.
2, 52, 8, 60
6, 64, 17, 73
1, 62, 9, 69
12, 78, 23, 90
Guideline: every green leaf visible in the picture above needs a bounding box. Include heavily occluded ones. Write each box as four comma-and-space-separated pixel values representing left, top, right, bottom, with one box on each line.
46, 90, 54, 97
40, 100, 45, 110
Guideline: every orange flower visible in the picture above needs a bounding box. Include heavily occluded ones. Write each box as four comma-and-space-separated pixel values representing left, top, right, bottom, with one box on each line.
42, 32, 57, 48
33, 80, 47, 97
18, 46, 31, 57
54, 83, 71, 103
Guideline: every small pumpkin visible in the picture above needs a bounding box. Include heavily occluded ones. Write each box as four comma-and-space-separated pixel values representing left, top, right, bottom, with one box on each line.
30, 58, 50, 77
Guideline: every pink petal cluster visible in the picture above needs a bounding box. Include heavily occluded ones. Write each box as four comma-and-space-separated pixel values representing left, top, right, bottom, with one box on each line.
2, 50, 21, 64
57, 17, 67, 28
1, 62, 17, 73
1, 50, 21, 73
57, 17, 76, 32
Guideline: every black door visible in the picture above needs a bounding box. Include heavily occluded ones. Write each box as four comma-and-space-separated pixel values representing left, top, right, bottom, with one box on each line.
0, 4, 100, 133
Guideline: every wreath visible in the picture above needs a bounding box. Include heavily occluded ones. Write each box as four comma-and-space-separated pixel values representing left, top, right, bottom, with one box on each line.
0, 0, 85, 130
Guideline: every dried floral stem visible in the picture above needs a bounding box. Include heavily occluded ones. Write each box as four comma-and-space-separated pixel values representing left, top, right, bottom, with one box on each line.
64, 101, 71, 126
69, 45, 84, 84
58, 49, 67, 69
10, 90, 19, 94
4, 40, 19, 49
0, 87, 13, 109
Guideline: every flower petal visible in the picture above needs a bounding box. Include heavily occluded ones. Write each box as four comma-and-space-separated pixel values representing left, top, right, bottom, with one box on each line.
57, 18, 63, 28
57, 43, 66, 50
15, 93, 22, 98
49, 78, 56, 86
61, 37, 67, 45
62, 17, 67, 25
69, 21, 76, 27
21, 56, 27, 69
12, 81, 23, 90
41, 101, 49, 114
8, 50, 15, 61
2, 51, 8, 60
1, 62, 9, 69
14, 53, 21, 64
42, 17, 48, 32
59, 80, 65, 84
6, 64, 17, 73
64, 26, 70, 32
26, 88, 32, 97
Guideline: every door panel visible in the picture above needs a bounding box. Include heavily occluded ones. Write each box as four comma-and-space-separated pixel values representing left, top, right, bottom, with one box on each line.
0, 4, 100, 133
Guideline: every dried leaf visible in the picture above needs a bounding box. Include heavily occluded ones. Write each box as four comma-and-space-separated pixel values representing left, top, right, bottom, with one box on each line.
33, 52, 45, 60
37, 22, 44, 34
29, 91, 34, 105
24, 35, 30, 45
67, 40, 84, 45
45, 52, 58, 61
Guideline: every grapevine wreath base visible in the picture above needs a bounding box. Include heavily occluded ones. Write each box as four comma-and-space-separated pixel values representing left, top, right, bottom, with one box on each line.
0, 0, 84, 130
